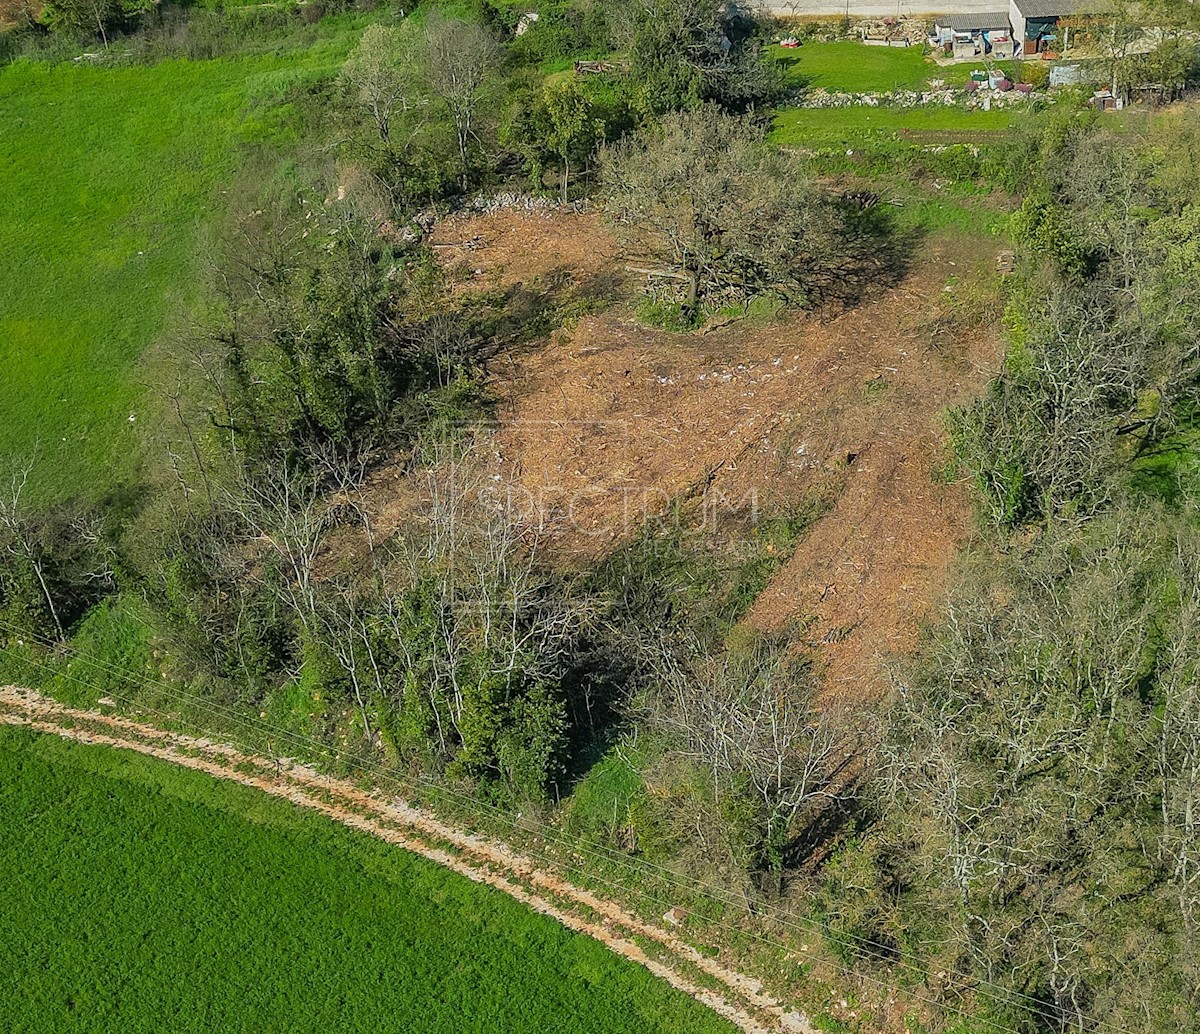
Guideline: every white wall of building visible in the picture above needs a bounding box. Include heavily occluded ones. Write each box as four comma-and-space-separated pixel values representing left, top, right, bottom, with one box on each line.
1009, 0, 1027, 44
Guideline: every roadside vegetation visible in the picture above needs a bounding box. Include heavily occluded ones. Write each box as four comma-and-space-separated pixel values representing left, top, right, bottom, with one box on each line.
0, 723, 735, 1034
3, 0, 1200, 1030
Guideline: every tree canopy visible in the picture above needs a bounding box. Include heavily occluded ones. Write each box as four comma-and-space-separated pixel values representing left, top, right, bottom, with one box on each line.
601, 105, 842, 319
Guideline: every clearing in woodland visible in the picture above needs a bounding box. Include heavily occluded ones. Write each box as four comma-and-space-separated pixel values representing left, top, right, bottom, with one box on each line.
427, 206, 1005, 697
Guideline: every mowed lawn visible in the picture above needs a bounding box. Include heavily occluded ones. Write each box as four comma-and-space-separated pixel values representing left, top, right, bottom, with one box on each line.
771, 40, 1021, 92
0, 52, 340, 502
0, 724, 735, 1034
772, 40, 933, 91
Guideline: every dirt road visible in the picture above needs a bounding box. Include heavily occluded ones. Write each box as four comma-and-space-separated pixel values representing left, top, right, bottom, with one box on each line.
767, 0, 1004, 18
0, 685, 815, 1034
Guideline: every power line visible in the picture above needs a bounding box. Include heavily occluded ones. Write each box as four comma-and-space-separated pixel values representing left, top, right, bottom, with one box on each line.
4, 614, 940, 969
2, 644, 1014, 1034
0, 616, 1111, 1032
0, 617, 1135, 1034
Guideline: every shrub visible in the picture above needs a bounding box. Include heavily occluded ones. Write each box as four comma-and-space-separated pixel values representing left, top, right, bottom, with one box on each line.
1020, 60, 1050, 88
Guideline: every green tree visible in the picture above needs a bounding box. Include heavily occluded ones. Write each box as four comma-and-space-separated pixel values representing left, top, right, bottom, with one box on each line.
600, 105, 841, 320
376, 452, 591, 799
607, 0, 780, 115
884, 509, 1200, 1030
39, 0, 154, 46
542, 78, 601, 201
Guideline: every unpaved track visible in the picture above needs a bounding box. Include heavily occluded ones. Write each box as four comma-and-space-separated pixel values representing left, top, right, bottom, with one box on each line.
0, 685, 814, 1034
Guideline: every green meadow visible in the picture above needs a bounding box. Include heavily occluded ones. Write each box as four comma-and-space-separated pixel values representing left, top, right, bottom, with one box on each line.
0, 46, 350, 502
773, 40, 935, 92
0, 724, 735, 1034
771, 104, 1018, 148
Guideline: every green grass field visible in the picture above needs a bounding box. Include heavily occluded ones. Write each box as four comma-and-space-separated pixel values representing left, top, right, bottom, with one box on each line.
0, 46, 351, 502
771, 41, 1020, 92
771, 104, 1018, 148
773, 40, 934, 91
0, 723, 734, 1033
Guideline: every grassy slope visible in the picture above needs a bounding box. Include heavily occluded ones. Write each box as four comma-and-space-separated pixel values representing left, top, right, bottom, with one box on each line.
0, 48, 346, 503
771, 104, 1017, 147
0, 723, 734, 1034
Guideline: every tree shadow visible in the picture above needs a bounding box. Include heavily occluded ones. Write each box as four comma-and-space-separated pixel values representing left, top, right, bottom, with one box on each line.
467, 263, 629, 364
805, 199, 923, 314
554, 641, 639, 798
771, 50, 816, 93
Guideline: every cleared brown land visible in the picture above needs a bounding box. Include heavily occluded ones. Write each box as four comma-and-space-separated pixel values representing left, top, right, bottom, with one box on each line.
425, 207, 1003, 696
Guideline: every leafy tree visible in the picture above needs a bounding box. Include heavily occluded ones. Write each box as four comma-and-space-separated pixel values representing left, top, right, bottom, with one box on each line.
1093, 0, 1144, 96
606, 0, 780, 115
373, 450, 592, 798
508, 1, 610, 66
600, 105, 841, 320
204, 192, 449, 477
1127, 32, 1200, 99
39, 0, 154, 46
955, 126, 1200, 527
503, 74, 633, 195
541, 78, 602, 201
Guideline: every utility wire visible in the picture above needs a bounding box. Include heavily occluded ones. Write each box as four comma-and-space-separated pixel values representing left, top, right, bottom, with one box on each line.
2, 641, 1015, 1034
1, 617, 1136, 1034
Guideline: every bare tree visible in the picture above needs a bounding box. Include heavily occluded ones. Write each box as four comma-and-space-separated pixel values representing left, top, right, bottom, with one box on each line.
310, 579, 378, 742
0, 458, 114, 643
880, 508, 1193, 1025
222, 457, 332, 638
646, 632, 849, 876
1158, 530, 1200, 930
379, 440, 594, 794
341, 24, 410, 145
950, 286, 1155, 527
420, 11, 501, 190
0, 460, 65, 640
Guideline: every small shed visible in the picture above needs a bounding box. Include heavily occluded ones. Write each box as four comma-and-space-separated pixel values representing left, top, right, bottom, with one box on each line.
934, 13, 1014, 58
1009, 0, 1090, 55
